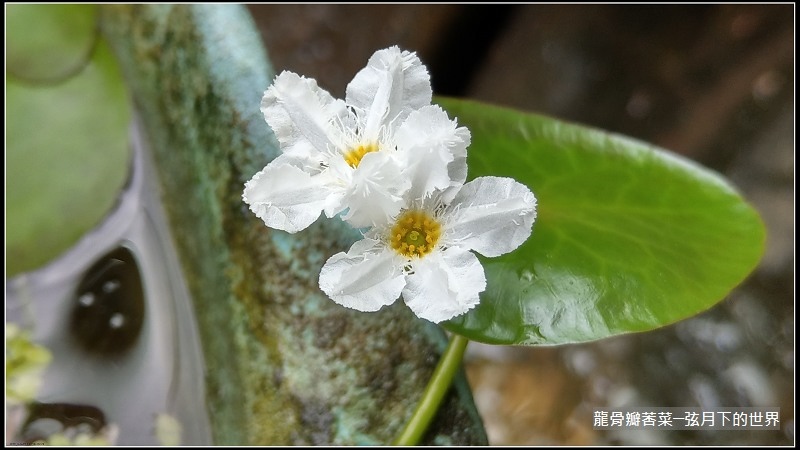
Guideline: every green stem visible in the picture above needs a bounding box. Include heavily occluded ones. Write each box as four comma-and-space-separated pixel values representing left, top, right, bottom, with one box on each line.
392, 333, 469, 446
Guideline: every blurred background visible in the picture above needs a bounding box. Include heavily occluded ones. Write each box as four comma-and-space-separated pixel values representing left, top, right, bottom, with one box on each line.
6, 4, 793, 446
247, 4, 793, 445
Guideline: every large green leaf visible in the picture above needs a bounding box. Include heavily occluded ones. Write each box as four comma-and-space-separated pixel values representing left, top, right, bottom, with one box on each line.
438, 98, 765, 345
7, 5, 130, 276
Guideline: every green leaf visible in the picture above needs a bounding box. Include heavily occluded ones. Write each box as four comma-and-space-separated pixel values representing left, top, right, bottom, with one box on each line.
438, 98, 765, 345
6, 5, 130, 276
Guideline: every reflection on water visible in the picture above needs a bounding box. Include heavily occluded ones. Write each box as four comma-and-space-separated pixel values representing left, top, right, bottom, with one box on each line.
6, 119, 212, 445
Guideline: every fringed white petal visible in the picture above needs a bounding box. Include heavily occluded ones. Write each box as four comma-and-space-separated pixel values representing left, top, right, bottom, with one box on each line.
340, 152, 410, 228
402, 248, 485, 323
395, 105, 471, 201
261, 71, 347, 156
318, 239, 406, 312
346, 46, 432, 138
242, 158, 331, 233
445, 177, 538, 257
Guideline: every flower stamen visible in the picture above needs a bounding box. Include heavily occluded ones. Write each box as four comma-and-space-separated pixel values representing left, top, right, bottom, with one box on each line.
343, 142, 379, 168
390, 210, 441, 258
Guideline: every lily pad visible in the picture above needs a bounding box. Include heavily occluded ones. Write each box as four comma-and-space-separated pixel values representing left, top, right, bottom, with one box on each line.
438, 98, 765, 345
6, 5, 130, 276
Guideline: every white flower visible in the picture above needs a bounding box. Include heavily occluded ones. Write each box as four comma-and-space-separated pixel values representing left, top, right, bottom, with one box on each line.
243, 46, 470, 232
318, 177, 537, 323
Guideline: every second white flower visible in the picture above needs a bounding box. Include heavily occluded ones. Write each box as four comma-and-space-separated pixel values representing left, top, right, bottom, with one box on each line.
318, 176, 538, 323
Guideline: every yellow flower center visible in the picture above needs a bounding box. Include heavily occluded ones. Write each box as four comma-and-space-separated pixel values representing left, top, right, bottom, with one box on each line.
343, 142, 379, 168
389, 210, 441, 258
